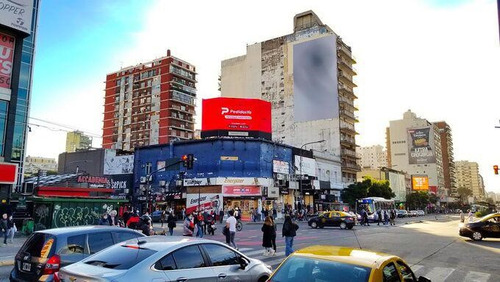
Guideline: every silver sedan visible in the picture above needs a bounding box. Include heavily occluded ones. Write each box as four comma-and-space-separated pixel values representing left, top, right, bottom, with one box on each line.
57, 236, 272, 282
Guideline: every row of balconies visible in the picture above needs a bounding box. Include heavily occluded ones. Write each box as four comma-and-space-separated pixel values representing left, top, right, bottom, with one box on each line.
339, 109, 359, 122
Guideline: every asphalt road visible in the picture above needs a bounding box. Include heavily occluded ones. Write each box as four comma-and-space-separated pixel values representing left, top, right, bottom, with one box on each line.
1, 214, 499, 281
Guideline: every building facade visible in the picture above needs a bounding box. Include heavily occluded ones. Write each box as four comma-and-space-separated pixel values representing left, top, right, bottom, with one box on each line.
387, 110, 445, 196
357, 145, 387, 169
455, 161, 484, 201
103, 50, 196, 151
356, 167, 408, 203
24, 156, 57, 175
219, 11, 358, 188
66, 130, 93, 152
434, 122, 457, 199
0, 0, 40, 206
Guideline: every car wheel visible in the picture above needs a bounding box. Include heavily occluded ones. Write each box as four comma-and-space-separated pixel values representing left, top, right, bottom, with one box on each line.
340, 222, 347, 229
311, 222, 318, 229
347, 225, 353, 230
472, 231, 483, 241
319, 225, 324, 229
258, 276, 268, 282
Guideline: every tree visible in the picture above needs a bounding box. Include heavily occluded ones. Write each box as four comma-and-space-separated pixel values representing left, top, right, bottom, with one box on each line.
457, 187, 473, 203
341, 177, 396, 207
406, 192, 429, 210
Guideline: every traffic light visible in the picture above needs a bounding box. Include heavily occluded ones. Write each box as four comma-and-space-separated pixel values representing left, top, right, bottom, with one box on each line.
494, 165, 498, 175
181, 154, 194, 169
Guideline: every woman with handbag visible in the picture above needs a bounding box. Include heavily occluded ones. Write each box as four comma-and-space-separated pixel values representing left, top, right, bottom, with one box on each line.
167, 212, 176, 236
261, 216, 276, 256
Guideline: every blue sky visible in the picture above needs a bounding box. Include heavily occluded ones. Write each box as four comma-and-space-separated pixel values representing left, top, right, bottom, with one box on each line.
26, 0, 500, 194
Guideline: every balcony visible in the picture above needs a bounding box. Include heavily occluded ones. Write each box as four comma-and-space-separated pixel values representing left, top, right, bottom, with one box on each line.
338, 60, 357, 76
171, 81, 197, 95
342, 161, 361, 172
169, 124, 194, 132
169, 104, 195, 115
337, 45, 357, 64
341, 149, 359, 160
170, 65, 196, 83
170, 115, 195, 124
340, 124, 358, 135
339, 97, 358, 111
339, 71, 357, 88
338, 85, 357, 99
340, 136, 356, 147
339, 109, 359, 123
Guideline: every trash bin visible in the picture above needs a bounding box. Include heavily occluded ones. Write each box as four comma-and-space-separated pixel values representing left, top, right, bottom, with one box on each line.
22, 219, 34, 235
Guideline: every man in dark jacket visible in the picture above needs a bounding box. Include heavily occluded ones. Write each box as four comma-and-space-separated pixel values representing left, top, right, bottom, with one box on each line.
1, 213, 8, 245
167, 212, 176, 236
282, 215, 299, 256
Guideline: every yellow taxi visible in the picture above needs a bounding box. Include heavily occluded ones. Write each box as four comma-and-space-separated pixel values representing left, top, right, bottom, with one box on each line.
267, 246, 430, 282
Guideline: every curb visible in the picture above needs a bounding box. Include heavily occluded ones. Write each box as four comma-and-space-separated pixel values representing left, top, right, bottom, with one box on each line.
0, 259, 14, 266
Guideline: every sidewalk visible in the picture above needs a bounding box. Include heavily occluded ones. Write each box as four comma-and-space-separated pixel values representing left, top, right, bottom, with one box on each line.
0, 234, 27, 267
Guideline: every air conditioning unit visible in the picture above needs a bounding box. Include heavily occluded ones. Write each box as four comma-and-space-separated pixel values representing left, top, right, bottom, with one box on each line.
276, 174, 285, 180
140, 176, 147, 183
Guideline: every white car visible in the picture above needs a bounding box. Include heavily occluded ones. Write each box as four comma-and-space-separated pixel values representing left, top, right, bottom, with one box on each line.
416, 210, 425, 216
409, 210, 418, 217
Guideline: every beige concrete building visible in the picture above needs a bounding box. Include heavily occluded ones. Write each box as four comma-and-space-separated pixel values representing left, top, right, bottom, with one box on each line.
66, 131, 93, 153
357, 145, 387, 169
220, 11, 359, 186
455, 161, 484, 200
434, 121, 457, 199
24, 156, 58, 175
386, 110, 444, 196
356, 167, 408, 202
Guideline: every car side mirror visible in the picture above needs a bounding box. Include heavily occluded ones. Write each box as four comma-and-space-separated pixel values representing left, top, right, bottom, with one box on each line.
238, 256, 248, 270
418, 276, 431, 282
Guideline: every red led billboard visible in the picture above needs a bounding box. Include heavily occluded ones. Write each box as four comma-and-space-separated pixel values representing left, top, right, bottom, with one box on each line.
0, 163, 18, 184
201, 97, 271, 139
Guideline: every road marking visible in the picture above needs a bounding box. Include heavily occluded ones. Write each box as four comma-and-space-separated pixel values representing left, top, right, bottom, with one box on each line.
244, 249, 267, 257
424, 267, 455, 282
238, 248, 253, 252
464, 271, 491, 282
410, 264, 424, 273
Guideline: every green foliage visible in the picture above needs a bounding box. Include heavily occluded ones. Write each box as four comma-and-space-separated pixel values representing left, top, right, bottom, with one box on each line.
341, 177, 396, 206
406, 192, 430, 210
457, 187, 473, 203
475, 210, 489, 218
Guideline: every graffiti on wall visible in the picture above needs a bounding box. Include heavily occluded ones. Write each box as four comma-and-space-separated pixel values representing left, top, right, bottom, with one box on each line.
52, 204, 114, 228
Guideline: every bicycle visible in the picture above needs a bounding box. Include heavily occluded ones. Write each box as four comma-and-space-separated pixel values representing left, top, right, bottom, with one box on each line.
236, 219, 243, 231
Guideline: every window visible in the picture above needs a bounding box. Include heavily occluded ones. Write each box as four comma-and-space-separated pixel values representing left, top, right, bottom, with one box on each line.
60, 234, 86, 255
88, 232, 114, 254
203, 244, 239, 266
85, 245, 157, 270
383, 262, 401, 282
155, 254, 176, 270
116, 231, 141, 243
397, 261, 416, 282
172, 245, 206, 269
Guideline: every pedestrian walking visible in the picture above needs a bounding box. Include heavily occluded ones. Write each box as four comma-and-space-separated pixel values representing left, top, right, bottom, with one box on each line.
226, 210, 238, 249
167, 212, 176, 236
219, 209, 224, 224
138, 215, 152, 236
195, 212, 204, 238
282, 215, 299, 256
377, 209, 383, 226
269, 216, 277, 253
1, 213, 8, 245
390, 209, 396, 226
183, 214, 194, 236
460, 210, 465, 223
261, 216, 276, 256
272, 207, 277, 220
7, 215, 16, 243
202, 210, 209, 235
160, 210, 166, 228
362, 209, 370, 226
384, 210, 389, 225
109, 210, 119, 226
98, 213, 111, 225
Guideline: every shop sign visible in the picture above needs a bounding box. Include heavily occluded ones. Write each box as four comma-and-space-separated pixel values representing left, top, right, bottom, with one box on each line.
186, 193, 222, 214
183, 178, 210, 186
273, 160, 289, 174
268, 186, 279, 198
221, 156, 239, 161
223, 185, 261, 196
216, 177, 270, 186
280, 187, 289, 195
0, 0, 34, 35
0, 162, 17, 184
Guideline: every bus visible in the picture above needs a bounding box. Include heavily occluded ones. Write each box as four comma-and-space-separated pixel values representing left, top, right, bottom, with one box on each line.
356, 197, 396, 222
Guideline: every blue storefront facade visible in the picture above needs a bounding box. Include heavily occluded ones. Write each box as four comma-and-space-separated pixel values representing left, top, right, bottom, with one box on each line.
133, 137, 293, 220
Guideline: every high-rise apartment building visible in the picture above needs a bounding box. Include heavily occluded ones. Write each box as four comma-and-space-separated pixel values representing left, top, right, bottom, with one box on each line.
103, 50, 196, 151
220, 11, 359, 185
66, 131, 93, 152
387, 110, 445, 196
0, 0, 41, 204
357, 145, 387, 169
434, 122, 457, 198
455, 161, 484, 200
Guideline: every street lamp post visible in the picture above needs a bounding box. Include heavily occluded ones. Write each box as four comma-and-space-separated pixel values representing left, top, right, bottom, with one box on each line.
298, 140, 326, 209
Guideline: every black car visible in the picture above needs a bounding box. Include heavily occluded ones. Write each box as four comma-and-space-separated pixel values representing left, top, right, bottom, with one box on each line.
10, 225, 145, 282
308, 211, 355, 229
459, 213, 500, 241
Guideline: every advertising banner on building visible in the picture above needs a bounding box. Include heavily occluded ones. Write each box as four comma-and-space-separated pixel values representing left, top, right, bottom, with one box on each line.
407, 127, 436, 164
0, 32, 15, 91
294, 156, 317, 177
103, 150, 134, 175
201, 97, 272, 140
186, 193, 222, 214
412, 175, 429, 191
0, 162, 17, 184
389, 172, 406, 202
273, 160, 289, 174
223, 185, 261, 196
109, 174, 133, 198
0, 0, 34, 35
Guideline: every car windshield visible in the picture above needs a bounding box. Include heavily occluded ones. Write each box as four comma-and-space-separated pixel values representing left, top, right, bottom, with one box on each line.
269, 256, 371, 282
19, 233, 56, 259
84, 245, 157, 270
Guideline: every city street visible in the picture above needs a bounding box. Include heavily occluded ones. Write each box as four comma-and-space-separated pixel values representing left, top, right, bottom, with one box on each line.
1, 214, 499, 281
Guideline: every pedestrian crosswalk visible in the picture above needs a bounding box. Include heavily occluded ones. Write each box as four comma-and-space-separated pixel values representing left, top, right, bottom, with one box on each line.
237, 247, 496, 282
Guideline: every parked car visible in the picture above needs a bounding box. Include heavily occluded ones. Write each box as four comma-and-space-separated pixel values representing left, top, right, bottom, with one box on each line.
58, 236, 273, 282
308, 211, 355, 229
416, 210, 425, 216
459, 213, 500, 241
151, 210, 163, 222
409, 210, 418, 217
10, 226, 145, 282
397, 210, 408, 218
267, 245, 430, 282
